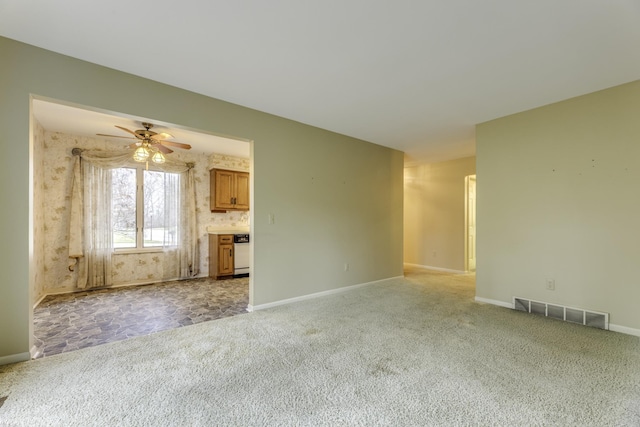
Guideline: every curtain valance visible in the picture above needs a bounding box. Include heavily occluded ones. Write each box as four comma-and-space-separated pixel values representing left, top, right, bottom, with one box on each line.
72, 147, 194, 173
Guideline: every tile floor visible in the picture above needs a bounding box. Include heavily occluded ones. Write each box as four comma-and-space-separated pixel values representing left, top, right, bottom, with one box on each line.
33, 276, 249, 358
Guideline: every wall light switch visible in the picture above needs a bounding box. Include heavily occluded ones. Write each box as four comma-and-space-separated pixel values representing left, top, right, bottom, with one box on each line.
268, 213, 275, 224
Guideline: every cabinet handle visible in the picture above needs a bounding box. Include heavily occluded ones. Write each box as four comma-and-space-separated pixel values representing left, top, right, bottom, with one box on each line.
230, 249, 233, 257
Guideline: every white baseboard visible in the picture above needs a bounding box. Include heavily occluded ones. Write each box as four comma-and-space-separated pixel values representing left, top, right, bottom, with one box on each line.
609, 323, 640, 337
476, 297, 640, 338
403, 263, 466, 274
248, 276, 404, 312
0, 352, 30, 366
474, 296, 514, 309
33, 293, 48, 309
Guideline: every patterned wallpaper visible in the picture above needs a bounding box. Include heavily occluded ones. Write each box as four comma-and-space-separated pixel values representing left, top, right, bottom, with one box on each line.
32, 120, 46, 305
209, 153, 250, 172
34, 126, 250, 296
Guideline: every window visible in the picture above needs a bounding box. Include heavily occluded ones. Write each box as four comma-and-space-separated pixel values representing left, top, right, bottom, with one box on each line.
111, 167, 180, 250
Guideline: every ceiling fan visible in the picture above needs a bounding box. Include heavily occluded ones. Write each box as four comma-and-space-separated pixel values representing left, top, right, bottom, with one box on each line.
97, 122, 191, 164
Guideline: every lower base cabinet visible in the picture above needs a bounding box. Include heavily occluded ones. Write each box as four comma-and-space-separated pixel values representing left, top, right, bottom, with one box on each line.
209, 234, 234, 279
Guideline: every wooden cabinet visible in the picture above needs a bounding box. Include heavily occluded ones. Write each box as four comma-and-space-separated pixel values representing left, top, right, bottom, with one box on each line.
209, 234, 234, 279
210, 169, 249, 211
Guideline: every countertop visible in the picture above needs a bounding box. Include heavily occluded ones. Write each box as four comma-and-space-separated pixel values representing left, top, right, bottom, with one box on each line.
206, 226, 250, 235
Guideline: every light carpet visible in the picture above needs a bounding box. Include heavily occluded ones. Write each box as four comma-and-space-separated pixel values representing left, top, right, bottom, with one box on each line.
1, 268, 639, 426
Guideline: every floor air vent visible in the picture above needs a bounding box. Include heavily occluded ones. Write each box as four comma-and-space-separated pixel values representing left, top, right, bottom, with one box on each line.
513, 297, 609, 330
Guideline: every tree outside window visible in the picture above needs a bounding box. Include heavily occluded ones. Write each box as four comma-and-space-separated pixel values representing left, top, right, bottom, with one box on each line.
111, 167, 179, 250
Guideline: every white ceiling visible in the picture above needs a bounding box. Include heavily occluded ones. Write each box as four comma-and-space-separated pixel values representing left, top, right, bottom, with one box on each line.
2, 0, 640, 164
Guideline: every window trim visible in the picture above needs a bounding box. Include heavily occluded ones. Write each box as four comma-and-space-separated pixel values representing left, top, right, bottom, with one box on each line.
112, 166, 179, 253
114, 247, 164, 255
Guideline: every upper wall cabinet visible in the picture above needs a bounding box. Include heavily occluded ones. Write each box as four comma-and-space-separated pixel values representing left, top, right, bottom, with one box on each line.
210, 169, 250, 211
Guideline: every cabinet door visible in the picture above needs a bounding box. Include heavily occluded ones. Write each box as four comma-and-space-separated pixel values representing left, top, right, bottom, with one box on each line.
212, 169, 235, 210
218, 244, 234, 275
234, 172, 250, 210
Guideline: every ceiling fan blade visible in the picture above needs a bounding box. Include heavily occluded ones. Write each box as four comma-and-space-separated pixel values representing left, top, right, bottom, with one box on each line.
154, 144, 173, 154
115, 125, 143, 139
150, 132, 173, 141
158, 140, 192, 150
97, 133, 137, 139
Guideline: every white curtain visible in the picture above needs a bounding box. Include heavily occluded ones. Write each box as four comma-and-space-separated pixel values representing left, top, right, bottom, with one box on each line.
82, 161, 113, 288
160, 167, 199, 279
68, 149, 198, 289
179, 168, 199, 278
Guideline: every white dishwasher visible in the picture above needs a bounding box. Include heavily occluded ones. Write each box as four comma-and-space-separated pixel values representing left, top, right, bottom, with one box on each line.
233, 234, 250, 277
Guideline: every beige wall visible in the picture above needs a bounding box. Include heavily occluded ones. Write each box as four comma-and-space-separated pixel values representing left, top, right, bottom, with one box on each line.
404, 157, 476, 272
0, 37, 404, 363
476, 80, 640, 334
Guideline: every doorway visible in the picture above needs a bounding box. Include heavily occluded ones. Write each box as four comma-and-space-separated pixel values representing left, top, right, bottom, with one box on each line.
30, 98, 253, 357
465, 175, 476, 272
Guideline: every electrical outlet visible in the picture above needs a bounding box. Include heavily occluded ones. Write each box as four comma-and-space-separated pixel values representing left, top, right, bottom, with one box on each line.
432, 251, 437, 258
268, 213, 275, 224
344, 263, 349, 272
545, 278, 555, 290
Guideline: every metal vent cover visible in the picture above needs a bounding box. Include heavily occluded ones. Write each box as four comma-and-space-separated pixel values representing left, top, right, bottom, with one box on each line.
514, 297, 609, 330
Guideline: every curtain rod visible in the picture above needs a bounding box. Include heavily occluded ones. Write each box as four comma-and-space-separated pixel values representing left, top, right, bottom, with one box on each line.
72, 147, 195, 169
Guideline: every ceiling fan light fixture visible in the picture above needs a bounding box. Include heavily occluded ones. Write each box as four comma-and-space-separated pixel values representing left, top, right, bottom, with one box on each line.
133, 146, 150, 162
151, 151, 166, 164
99, 123, 191, 163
